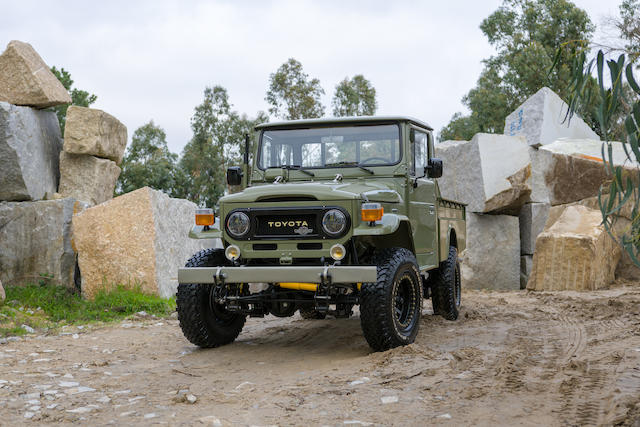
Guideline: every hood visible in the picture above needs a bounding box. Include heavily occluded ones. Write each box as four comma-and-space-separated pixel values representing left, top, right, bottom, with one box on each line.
220, 179, 404, 204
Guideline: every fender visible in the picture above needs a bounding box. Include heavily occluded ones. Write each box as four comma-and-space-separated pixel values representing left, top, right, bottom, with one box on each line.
189, 217, 223, 239
353, 213, 408, 236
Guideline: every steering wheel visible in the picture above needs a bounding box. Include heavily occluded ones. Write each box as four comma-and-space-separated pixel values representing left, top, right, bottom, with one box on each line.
360, 157, 388, 165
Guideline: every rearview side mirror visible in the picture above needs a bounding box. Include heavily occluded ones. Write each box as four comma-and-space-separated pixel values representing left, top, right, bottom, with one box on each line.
426, 158, 443, 179
227, 166, 243, 186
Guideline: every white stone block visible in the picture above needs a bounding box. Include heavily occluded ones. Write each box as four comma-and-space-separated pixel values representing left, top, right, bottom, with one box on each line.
436, 133, 531, 213
534, 138, 638, 206
504, 87, 599, 147
460, 213, 520, 290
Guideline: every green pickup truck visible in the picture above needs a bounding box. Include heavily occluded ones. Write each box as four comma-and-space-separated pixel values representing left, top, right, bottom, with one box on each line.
177, 116, 466, 351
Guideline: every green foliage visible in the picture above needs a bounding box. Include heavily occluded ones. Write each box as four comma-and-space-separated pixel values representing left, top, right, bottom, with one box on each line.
332, 75, 377, 117
439, 112, 482, 141
49, 66, 98, 133
177, 86, 267, 207
440, 0, 596, 141
617, 0, 640, 61
116, 121, 181, 196
0, 283, 175, 336
563, 49, 640, 265
265, 58, 324, 120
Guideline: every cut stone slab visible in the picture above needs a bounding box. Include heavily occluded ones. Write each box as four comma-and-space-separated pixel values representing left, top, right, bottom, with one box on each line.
519, 202, 550, 255
504, 87, 599, 147
0, 40, 71, 108
534, 138, 638, 205
72, 187, 219, 299
0, 102, 62, 201
527, 205, 621, 291
460, 213, 520, 290
520, 255, 533, 290
0, 198, 88, 288
58, 152, 121, 206
63, 106, 128, 165
436, 133, 531, 214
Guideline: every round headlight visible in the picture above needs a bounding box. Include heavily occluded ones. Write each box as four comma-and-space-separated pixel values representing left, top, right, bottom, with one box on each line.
227, 212, 250, 237
322, 209, 346, 236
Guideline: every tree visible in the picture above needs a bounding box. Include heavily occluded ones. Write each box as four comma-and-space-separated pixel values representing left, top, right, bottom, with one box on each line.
177, 86, 267, 207
332, 75, 377, 117
116, 121, 180, 196
265, 58, 324, 120
617, 0, 640, 61
439, 0, 595, 141
50, 66, 98, 133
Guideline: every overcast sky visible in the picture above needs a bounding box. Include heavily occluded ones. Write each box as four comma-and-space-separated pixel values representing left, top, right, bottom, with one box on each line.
0, 0, 622, 154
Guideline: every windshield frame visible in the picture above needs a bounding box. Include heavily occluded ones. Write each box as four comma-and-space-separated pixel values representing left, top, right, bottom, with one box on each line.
256, 122, 403, 172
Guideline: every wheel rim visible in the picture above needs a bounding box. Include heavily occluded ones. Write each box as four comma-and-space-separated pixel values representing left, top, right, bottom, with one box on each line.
454, 262, 461, 308
393, 271, 419, 335
208, 286, 237, 326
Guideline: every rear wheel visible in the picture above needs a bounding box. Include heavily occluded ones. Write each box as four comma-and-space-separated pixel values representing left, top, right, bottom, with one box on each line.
431, 246, 461, 321
176, 248, 246, 348
360, 248, 422, 351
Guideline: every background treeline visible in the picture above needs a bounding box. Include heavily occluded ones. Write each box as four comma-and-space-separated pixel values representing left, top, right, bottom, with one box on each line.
52, 0, 639, 208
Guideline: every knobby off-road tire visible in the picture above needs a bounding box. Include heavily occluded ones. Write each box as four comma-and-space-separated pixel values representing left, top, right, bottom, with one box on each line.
431, 246, 461, 321
176, 248, 246, 348
360, 248, 423, 352
299, 307, 327, 320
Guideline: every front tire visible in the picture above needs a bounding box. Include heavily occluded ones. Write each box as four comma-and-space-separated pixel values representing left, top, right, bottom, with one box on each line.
431, 246, 461, 321
360, 248, 423, 351
176, 248, 246, 348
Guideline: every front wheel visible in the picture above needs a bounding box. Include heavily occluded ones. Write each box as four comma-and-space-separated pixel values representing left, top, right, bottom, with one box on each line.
360, 248, 423, 351
176, 248, 246, 348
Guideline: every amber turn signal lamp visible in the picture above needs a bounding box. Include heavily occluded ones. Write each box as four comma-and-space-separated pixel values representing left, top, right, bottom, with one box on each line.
195, 208, 215, 226
361, 203, 383, 222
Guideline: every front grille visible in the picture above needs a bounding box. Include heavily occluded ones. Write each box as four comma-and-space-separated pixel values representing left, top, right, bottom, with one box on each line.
256, 213, 318, 238
225, 206, 350, 240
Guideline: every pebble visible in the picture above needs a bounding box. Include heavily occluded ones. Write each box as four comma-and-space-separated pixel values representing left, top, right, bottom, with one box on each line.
114, 390, 131, 395
22, 325, 35, 334
72, 386, 96, 394
119, 411, 136, 417
349, 377, 371, 386
144, 413, 157, 419
66, 406, 96, 414
72, 334, 79, 339
128, 396, 145, 403
97, 396, 111, 404
23, 411, 35, 419
199, 415, 223, 426
46, 404, 58, 409
27, 399, 40, 405
22, 392, 40, 400
437, 413, 452, 419
63, 373, 74, 379
59, 381, 79, 388
380, 396, 399, 404
186, 394, 197, 404
28, 405, 41, 411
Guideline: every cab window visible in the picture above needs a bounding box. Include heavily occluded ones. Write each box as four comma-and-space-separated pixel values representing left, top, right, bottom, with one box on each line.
412, 130, 428, 177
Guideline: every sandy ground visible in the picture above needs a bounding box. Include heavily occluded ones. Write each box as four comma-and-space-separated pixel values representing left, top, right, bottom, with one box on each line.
0, 286, 640, 426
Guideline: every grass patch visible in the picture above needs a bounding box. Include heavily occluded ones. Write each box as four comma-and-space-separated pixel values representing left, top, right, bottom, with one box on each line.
0, 283, 176, 337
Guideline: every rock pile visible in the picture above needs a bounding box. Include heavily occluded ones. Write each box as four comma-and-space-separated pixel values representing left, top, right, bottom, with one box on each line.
0, 40, 127, 291
441, 87, 638, 291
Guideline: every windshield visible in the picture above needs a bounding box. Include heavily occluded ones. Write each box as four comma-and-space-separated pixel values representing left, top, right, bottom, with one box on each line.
258, 124, 401, 170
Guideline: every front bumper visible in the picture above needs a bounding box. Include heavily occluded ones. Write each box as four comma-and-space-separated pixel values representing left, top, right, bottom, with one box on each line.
178, 265, 378, 285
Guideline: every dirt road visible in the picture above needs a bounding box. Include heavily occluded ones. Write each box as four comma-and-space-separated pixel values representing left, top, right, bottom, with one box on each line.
0, 286, 639, 426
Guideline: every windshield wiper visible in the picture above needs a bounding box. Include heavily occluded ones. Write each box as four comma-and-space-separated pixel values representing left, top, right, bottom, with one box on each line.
324, 161, 374, 175
269, 165, 315, 177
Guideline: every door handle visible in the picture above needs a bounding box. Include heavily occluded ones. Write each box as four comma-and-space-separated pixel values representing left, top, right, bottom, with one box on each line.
428, 206, 435, 215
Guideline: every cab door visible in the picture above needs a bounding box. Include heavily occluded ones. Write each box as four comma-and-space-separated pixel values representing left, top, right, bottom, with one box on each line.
408, 128, 438, 270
